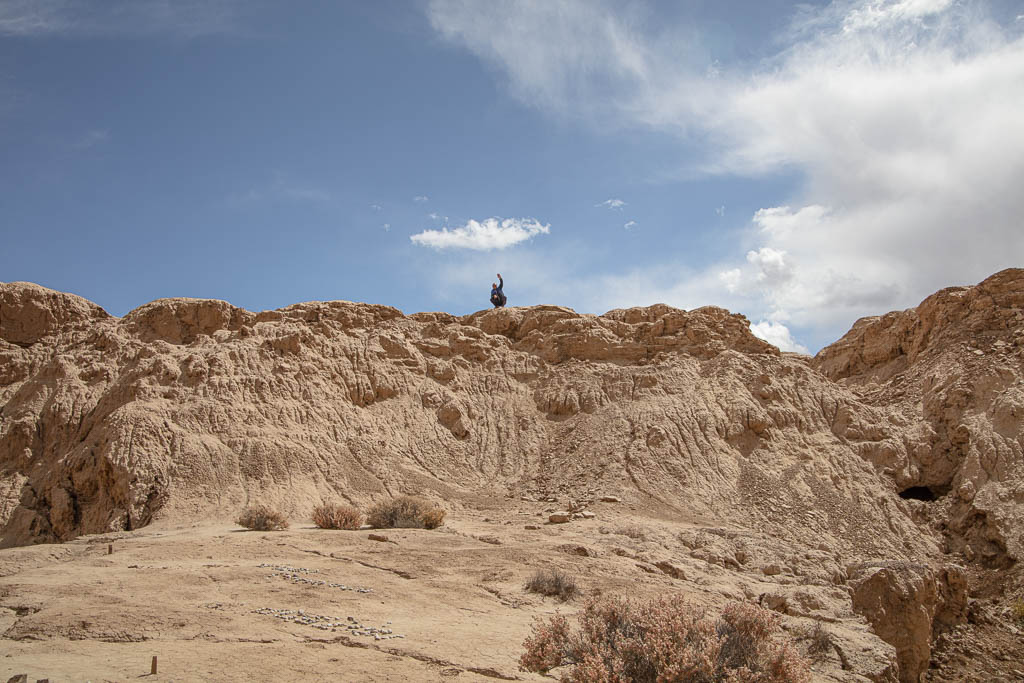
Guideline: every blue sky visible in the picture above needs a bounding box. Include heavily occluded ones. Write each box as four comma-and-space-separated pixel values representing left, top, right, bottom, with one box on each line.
2, 1, 1022, 353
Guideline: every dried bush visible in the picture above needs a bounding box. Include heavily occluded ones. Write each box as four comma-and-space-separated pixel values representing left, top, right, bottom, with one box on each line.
312, 503, 363, 530
803, 621, 833, 660
1012, 598, 1024, 626
236, 505, 289, 531
525, 569, 580, 602
367, 495, 445, 529
520, 594, 811, 682
615, 524, 647, 540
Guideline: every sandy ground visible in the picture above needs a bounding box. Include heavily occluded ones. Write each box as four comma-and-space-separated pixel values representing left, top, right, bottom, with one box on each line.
3, 499, 1022, 683
1, 500, 730, 683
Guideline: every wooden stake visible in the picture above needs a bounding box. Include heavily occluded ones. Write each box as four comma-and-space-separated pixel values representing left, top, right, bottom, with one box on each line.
151, 655, 158, 675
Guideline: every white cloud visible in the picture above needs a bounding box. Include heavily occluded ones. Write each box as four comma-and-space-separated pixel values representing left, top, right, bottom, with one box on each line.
750, 320, 810, 354
371, 203, 382, 211
624, 220, 638, 230
718, 268, 741, 293
597, 198, 627, 210
428, 0, 1024, 350
746, 247, 792, 288
410, 217, 550, 251
413, 195, 429, 203
715, 205, 725, 216
383, 223, 391, 232
841, 0, 954, 32
0, 0, 239, 37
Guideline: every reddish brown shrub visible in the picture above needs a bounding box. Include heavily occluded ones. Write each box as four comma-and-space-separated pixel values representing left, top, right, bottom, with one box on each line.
312, 503, 363, 530
236, 505, 289, 531
520, 594, 811, 682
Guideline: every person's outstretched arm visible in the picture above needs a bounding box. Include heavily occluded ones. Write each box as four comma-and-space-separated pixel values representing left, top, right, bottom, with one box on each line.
497, 273, 503, 291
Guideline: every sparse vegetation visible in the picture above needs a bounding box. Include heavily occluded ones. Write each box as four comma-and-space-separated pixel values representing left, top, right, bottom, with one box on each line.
525, 569, 580, 602
312, 503, 363, 530
615, 524, 647, 540
367, 495, 445, 529
520, 594, 811, 682
803, 621, 833, 660
236, 505, 289, 531
1012, 598, 1024, 627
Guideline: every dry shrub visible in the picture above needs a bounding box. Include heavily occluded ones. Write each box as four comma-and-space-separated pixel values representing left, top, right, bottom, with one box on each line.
236, 505, 289, 531
1012, 598, 1024, 626
615, 524, 647, 540
312, 503, 363, 530
367, 495, 445, 529
525, 569, 579, 602
520, 594, 811, 682
803, 621, 833, 660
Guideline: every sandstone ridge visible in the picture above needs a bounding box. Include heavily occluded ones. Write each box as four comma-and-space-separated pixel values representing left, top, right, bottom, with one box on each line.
2, 270, 1023, 682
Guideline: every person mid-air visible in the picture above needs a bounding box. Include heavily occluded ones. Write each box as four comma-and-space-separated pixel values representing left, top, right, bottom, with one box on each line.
490, 273, 506, 308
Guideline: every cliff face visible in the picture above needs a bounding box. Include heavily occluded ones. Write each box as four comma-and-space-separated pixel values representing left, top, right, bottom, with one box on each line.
815, 268, 1024, 569
1, 280, 930, 563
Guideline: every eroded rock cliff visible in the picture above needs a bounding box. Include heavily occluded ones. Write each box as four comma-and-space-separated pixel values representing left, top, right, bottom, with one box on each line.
2, 270, 1022, 681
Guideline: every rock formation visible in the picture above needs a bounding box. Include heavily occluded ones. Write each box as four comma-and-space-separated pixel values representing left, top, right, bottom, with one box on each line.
2, 268, 1022, 681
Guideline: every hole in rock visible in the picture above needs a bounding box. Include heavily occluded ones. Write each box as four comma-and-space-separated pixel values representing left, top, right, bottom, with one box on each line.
899, 486, 940, 502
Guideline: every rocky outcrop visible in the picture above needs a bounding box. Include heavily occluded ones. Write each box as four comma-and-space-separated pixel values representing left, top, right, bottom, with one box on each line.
0, 281, 109, 345
1, 281, 926, 560
814, 268, 1024, 568
849, 562, 968, 683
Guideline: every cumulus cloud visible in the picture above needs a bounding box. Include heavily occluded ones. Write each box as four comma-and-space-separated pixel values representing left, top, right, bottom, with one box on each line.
413, 195, 429, 202
749, 320, 810, 354
597, 198, 627, 210
624, 220, 638, 230
428, 0, 1024, 350
410, 217, 550, 251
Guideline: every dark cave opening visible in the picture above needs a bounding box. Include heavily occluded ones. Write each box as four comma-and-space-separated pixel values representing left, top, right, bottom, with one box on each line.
899, 486, 939, 502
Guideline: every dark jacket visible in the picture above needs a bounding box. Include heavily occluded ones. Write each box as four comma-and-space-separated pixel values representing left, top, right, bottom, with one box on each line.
490, 277, 505, 306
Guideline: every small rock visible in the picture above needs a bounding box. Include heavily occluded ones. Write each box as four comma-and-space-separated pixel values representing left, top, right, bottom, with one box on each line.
368, 533, 390, 543
548, 512, 572, 524
655, 561, 687, 580
358, 524, 373, 530
636, 562, 657, 574
557, 544, 592, 557
763, 564, 783, 576
578, 511, 596, 519
524, 525, 540, 530
6, 675, 28, 683
600, 495, 621, 503
759, 593, 789, 614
